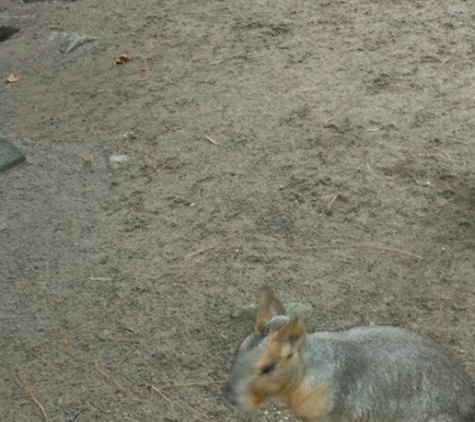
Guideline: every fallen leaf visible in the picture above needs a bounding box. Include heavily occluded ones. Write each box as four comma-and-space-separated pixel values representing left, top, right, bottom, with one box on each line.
113, 54, 131, 65
62, 336, 69, 347
6, 74, 20, 83
205, 134, 219, 145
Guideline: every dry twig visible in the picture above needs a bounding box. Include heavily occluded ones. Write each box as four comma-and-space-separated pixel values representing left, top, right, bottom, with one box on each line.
366, 162, 395, 181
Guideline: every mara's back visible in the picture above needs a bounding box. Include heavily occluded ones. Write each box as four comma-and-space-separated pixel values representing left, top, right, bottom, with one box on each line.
224, 288, 475, 422
303, 326, 475, 422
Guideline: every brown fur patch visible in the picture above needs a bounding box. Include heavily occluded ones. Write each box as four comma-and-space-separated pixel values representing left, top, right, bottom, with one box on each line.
263, 330, 283, 359
281, 383, 329, 420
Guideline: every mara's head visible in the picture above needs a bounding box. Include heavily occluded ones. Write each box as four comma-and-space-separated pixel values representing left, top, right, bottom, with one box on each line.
223, 287, 306, 412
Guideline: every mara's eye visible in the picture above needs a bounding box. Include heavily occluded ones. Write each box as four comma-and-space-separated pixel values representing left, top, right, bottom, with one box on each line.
261, 326, 269, 336
260, 362, 276, 375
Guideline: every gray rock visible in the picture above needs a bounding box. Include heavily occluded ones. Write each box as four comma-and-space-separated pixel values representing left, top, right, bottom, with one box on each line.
0, 138, 25, 172
48, 32, 97, 53
0, 25, 20, 42
109, 155, 129, 164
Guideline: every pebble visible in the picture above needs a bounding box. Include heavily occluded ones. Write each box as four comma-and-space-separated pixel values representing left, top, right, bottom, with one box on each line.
109, 154, 129, 164
0, 24, 20, 42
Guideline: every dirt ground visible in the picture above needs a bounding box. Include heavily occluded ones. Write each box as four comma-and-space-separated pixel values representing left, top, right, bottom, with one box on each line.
1, 0, 474, 420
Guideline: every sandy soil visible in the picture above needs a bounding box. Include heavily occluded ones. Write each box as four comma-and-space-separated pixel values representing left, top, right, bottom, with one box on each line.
1, 0, 474, 421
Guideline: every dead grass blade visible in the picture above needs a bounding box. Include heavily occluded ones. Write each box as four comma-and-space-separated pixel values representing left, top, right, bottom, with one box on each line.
349, 241, 424, 260
452, 98, 475, 110
147, 382, 180, 409
94, 360, 138, 401
204, 134, 219, 145
13, 374, 48, 421
134, 144, 175, 165
159, 380, 225, 389
366, 162, 395, 181
437, 56, 452, 72
71, 286, 147, 332
145, 379, 217, 422
186, 231, 239, 259
320, 193, 338, 217
67, 409, 86, 421
176, 231, 239, 276
316, 105, 354, 127
176, 253, 208, 277
296, 240, 424, 261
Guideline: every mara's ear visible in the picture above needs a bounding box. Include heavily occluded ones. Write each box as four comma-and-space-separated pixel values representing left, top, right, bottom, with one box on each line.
274, 317, 306, 358
255, 286, 286, 332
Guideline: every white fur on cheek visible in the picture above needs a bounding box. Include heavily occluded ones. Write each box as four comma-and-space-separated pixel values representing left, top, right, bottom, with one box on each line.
281, 343, 292, 358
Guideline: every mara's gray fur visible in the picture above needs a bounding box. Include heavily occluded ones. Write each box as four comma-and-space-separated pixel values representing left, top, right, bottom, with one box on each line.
300, 326, 475, 421
224, 288, 475, 422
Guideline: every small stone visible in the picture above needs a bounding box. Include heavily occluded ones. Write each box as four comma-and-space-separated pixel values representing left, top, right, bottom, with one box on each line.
0, 221, 7, 231
65, 33, 97, 53
0, 138, 25, 172
89, 277, 113, 282
48, 31, 97, 53
0, 25, 20, 42
109, 154, 129, 164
